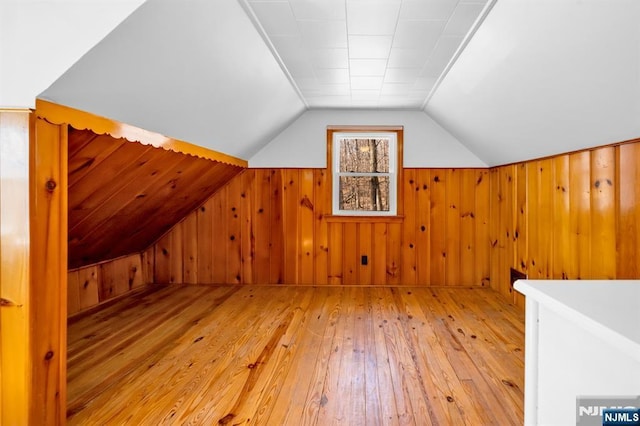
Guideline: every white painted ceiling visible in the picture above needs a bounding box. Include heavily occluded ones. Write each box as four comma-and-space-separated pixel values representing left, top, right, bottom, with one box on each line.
241, 0, 489, 108
0, 0, 146, 108
29, 0, 640, 165
426, 0, 640, 166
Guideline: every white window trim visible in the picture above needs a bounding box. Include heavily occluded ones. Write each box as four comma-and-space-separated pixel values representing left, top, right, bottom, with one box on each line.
332, 131, 398, 216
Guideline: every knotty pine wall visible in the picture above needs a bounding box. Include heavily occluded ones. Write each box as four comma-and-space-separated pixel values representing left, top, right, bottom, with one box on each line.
152, 168, 491, 287
489, 140, 640, 308
68, 138, 640, 313
67, 252, 154, 316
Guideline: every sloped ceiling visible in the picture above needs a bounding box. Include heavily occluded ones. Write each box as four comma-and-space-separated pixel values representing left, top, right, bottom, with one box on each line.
68, 127, 244, 268
0, 0, 146, 108
39, 0, 306, 160
35, 0, 640, 166
425, 0, 640, 166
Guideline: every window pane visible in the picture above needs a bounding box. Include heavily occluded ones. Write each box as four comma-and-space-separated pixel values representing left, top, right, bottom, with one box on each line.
339, 138, 389, 173
339, 175, 390, 211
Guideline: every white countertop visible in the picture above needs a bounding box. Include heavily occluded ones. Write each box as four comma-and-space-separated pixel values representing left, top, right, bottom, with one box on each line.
514, 280, 640, 361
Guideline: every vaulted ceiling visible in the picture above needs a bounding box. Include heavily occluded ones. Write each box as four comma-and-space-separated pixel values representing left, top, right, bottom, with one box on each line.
22, 0, 640, 166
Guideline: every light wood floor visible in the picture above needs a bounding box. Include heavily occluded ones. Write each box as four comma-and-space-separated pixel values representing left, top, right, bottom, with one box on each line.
67, 285, 525, 425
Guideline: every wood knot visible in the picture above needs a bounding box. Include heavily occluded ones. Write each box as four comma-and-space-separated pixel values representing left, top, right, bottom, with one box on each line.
218, 413, 235, 425
45, 179, 57, 192
446, 396, 454, 403
44, 351, 54, 361
501, 379, 517, 388
0, 298, 17, 307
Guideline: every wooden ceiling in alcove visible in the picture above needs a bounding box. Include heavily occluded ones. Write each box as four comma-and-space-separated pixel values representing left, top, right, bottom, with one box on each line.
68, 127, 244, 269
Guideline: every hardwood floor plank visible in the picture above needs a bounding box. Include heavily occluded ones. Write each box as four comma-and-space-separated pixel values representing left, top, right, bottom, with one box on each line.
67, 286, 524, 425
264, 287, 334, 425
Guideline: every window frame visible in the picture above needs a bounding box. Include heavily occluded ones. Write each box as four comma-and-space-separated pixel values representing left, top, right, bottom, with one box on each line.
327, 127, 404, 219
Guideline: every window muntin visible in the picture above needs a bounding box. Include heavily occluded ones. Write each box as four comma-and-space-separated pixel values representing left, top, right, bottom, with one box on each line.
332, 132, 397, 216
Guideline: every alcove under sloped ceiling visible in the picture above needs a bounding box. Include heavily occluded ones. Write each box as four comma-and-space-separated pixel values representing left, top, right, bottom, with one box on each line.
68, 127, 244, 269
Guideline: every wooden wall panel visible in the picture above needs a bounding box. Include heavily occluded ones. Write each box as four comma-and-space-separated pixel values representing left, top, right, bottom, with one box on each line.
489, 140, 640, 305
474, 170, 491, 287
67, 253, 146, 316
429, 171, 447, 285
68, 128, 244, 269
0, 110, 31, 425
617, 143, 640, 278
31, 117, 68, 425
152, 168, 491, 287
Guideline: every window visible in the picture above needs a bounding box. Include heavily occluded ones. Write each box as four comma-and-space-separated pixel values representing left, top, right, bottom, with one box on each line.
331, 130, 399, 216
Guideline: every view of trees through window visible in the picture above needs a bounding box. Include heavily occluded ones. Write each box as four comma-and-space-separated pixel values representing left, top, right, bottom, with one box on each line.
338, 137, 390, 211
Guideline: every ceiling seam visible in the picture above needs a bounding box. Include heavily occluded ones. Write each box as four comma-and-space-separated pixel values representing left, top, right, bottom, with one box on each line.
237, 0, 309, 110
421, 0, 498, 110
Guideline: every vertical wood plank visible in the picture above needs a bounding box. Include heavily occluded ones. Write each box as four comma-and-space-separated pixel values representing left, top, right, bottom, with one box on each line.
314, 169, 329, 285
617, 144, 640, 278
328, 222, 343, 285
430, 170, 446, 285
386, 223, 402, 285
154, 232, 172, 284
415, 170, 431, 286
488, 168, 501, 290
141, 246, 155, 285
372, 223, 387, 285
283, 170, 300, 284
493, 167, 507, 293
401, 169, 417, 285
358, 224, 372, 285
343, 223, 358, 285
270, 170, 284, 284
474, 169, 490, 287
212, 186, 228, 283
514, 164, 528, 276
0, 110, 31, 425
568, 152, 591, 279
553, 155, 570, 280
31, 117, 68, 425
77, 265, 99, 311
254, 170, 272, 284
241, 170, 255, 284
169, 221, 184, 284
590, 147, 616, 279
299, 169, 315, 284
526, 162, 540, 280
537, 159, 554, 279
182, 211, 198, 284
513, 164, 527, 308
227, 176, 243, 284
196, 198, 214, 283
445, 169, 462, 286
460, 170, 476, 286
504, 166, 516, 296
67, 271, 81, 316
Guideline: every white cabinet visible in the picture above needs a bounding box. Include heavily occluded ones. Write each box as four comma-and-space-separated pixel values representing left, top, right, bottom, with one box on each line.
514, 281, 640, 425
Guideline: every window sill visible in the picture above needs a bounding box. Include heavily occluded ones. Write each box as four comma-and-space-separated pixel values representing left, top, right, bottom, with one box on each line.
323, 215, 404, 224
